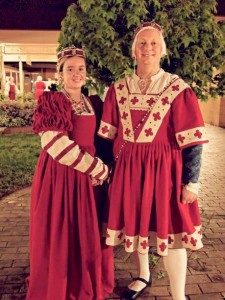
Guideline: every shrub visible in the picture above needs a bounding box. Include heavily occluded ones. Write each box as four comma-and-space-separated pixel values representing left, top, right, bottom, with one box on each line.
0, 99, 36, 127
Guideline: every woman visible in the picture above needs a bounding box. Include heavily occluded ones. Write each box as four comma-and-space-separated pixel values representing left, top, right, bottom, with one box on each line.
34, 75, 46, 100
4, 76, 19, 100
98, 22, 208, 300
26, 46, 111, 300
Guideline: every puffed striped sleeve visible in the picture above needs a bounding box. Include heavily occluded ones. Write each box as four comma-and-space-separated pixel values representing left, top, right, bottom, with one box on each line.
98, 84, 119, 140
40, 131, 108, 180
33, 92, 108, 180
33, 91, 73, 133
172, 88, 208, 149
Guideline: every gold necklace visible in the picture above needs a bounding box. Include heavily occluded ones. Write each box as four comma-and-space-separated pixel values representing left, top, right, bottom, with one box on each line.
62, 88, 88, 114
137, 69, 161, 94
138, 78, 151, 94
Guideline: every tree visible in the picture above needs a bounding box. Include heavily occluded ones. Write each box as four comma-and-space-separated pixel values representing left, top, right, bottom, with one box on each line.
59, 0, 225, 100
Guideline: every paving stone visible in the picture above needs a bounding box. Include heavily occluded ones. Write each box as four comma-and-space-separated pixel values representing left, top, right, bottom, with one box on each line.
152, 275, 170, 286
114, 261, 137, 271
0, 276, 7, 284
204, 232, 225, 239
0, 284, 21, 293
0, 260, 13, 268
199, 282, 225, 293
217, 265, 225, 273
185, 283, 202, 295
200, 257, 225, 266
189, 293, 224, 300
114, 270, 130, 279
16, 248, 28, 254
208, 273, 225, 283
146, 286, 170, 297
6, 242, 28, 248
155, 297, 172, 300
1, 254, 29, 260
0, 249, 17, 254
0, 268, 26, 275
0, 237, 22, 243
205, 250, 225, 258
202, 238, 222, 245
213, 244, 225, 250
186, 274, 211, 284
12, 260, 29, 268
189, 265, 219, 275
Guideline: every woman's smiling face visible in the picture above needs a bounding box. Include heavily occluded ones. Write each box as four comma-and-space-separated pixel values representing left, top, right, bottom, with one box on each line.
135, 29, 162, 66
61, 56, 86, 90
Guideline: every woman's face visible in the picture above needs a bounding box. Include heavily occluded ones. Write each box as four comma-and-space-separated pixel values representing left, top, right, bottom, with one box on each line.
135, 29, 162, 66
61, 56, 86, 90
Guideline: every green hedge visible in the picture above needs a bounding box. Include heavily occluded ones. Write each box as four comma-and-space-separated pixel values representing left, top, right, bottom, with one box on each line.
0, 97, 37, 127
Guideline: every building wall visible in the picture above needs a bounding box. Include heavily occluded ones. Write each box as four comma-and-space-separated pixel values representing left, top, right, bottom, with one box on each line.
200, 96, 225, 128
219, 97, 225, 128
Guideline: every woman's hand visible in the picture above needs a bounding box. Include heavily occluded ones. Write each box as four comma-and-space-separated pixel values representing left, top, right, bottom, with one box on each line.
91, 164, 112, 186
91, 177, 104, 186
181, 186, 197, 205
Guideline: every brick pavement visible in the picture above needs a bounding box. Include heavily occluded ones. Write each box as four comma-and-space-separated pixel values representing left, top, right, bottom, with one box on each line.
0, 124, 225, 300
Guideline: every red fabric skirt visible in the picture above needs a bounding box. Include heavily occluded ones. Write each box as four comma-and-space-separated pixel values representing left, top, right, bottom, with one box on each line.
106, 142, 203, 256
26, 151, 105, 300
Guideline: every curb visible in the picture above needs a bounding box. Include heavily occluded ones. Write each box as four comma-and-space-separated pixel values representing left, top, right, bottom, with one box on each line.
0, 126, 33, 134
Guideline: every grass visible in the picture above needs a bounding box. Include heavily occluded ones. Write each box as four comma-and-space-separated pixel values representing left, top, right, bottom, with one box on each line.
0, 134, 41, 199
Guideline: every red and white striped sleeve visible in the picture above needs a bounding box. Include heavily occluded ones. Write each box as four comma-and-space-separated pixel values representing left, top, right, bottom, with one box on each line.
40, 131, 108, 180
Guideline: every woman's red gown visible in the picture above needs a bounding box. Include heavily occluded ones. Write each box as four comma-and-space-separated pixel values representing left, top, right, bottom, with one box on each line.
26, 92, 114, 300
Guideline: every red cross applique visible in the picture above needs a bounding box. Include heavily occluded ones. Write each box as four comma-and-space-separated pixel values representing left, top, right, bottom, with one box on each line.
145, 128, 153, 137
198, 228, 202, 235
140, 240, 148, 250
159, 242, 167, 252
130, 97, 139, 105
162, 97, 169, 105
190, 237, 197, 247
147, 98, 155, 106
117, 83, 124, 90
153, 112, 161, 121
182, 235, 188, 244
178, 134, 185, 143
125, 239, 132, 248
194, 129, 202, 139
119, 97, 126, 104
172, 85, 179, 91
122, 112, 128, 120
168, 236, 174, 244
118, 232, 123, 240
101, 126, 109, 134
124, 128, 131, 136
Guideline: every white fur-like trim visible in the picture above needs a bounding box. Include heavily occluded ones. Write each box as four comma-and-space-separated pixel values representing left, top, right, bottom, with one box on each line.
184, 182, 200, 195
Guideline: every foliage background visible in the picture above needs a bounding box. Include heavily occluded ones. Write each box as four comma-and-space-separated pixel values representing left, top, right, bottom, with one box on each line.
58, 0, 225, 100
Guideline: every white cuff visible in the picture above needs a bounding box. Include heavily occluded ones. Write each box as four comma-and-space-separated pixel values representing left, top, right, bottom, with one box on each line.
184, 182, 200, 195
